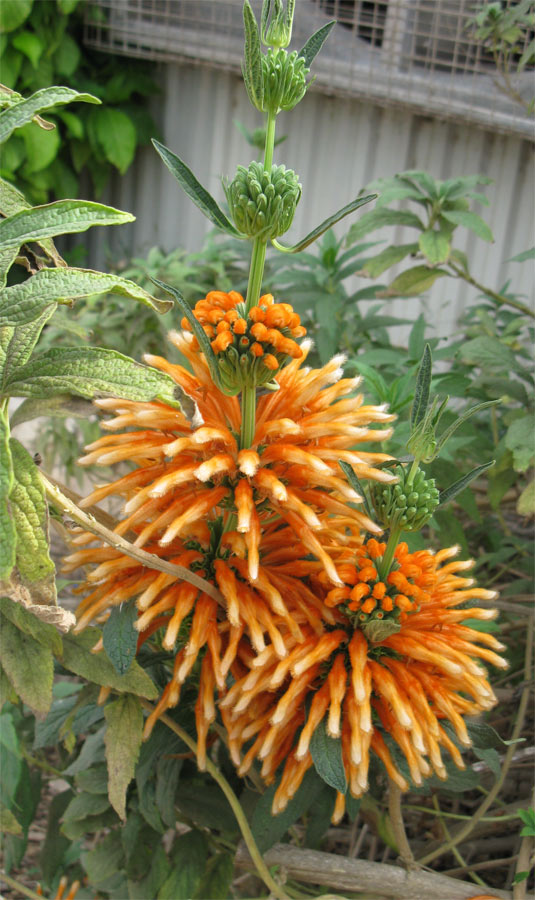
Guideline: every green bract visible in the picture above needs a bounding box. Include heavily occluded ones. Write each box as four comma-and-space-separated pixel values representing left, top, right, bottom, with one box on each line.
371, 464, 440, 532
225, 161, 301, 241
261, 48, 309, 113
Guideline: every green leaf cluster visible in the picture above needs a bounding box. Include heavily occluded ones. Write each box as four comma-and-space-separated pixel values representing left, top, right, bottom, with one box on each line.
1, 0, 160, 203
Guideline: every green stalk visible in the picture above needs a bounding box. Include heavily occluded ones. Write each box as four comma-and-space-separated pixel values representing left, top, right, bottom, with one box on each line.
244, 236, 267, 314
240, 383, 257, 449
377, 520, 403, 581
405, 458, 420, 489
140, 700, 291, 900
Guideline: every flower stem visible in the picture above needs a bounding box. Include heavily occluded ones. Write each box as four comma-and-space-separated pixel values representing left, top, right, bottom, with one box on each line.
405, 458, 420, 488
388, 779, 416, 870
377, 521, 403, 581
0, 872, 43, 900
264, 107, 277, 169
240, 383, 257, 449
245, 236, 267, 314
140, 700, 291, 900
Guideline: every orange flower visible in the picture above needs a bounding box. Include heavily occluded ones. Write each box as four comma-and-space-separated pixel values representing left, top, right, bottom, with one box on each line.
37, 878, 80, 900
220, 540, 506, 823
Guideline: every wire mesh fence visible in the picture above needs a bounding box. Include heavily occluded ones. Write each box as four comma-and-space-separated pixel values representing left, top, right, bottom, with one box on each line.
84, 0, 534, 137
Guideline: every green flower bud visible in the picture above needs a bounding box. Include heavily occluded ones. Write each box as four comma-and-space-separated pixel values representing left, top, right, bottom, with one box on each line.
370, 464, 440, 532
261, 49, 309, 113
225, 161, 301, 240
261, 0, 295, 49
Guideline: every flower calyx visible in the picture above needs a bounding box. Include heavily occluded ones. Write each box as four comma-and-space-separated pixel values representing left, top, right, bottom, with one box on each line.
262, 48, 309, 114
225, 161, 301, 241
181, 289, 306, 392
371, 464, 439, 532
261, 0, 295, 49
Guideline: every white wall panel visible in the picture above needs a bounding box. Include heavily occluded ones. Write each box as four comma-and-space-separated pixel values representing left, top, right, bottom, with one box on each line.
90, 62, 534, 342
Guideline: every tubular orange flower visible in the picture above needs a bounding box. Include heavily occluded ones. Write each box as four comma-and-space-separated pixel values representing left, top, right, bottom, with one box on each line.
221, 540, 506, 823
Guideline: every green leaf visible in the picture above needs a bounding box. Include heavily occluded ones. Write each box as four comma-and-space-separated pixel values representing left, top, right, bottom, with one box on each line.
54, 33, 81, 77
0, 595, 62, 655
251, 767, 323, 853
0, 0, 33, 33
152, 140, 240, 237
0, 177, 63, 264
158, 831, 209, 900
360, 243, 418, 278
513, 871, 530, 885
76, 764, 109, 795
155, 755, 183, 828
441, 209, 493, 242
0, 199, 134, 250
0, 86, 99, 143
173, 778, 238, 834
12, 31, 43, 69
62, 726, 106, 776
273, 194, 377, 253
0, 612, 53, 714
102, 601, 138, 675
435, 399, 500, 456
4, 346, 182, 407
60, 629, 158, 699
0, 267, 172, 328
508, 247, 535, 263
378, 265, 447, 297
473, 746, 500, 779
10, 394, 94, 428
517, 479, 535, 517
193, 853, 234, 900
0, 802, 22, 835
21, 119, 61, 174
104, 694, 143, 820
0, 417, 15, 580
338, 460, 373, 520
411, 343, 432, 429
8, 438, 55, 584
418, 229, 450, 264
505, 417, 535, 473
346, 207, 425, 244
242, 0, 264, 111
81, 831, 125, 887
518, 808, 535, 837
39, 789, 73, 884
0, 712, 21, 813
0, 664, 16, 710
93, 107, 136, 174
467, 721, 514, 750
150, 277, 225, 393
63, 790, 111, 823
298, 20, 335, 66
310, 717, 347, 793
460, 335, 523, 374
438, 461, 495, 509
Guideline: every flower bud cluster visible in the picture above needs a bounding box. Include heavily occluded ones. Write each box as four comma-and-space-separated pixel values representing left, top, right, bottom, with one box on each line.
225, 161, 301, 241
181, 289, 306, 392
371, 464, 440, 532
261, 48, 309, 113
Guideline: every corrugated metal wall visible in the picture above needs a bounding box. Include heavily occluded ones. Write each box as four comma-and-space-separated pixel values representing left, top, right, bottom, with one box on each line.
86, 62, 535, 339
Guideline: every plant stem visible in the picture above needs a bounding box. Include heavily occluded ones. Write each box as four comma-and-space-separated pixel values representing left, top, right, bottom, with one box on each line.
405, 458, 419, 488
388, 780, 416, 869
377, 522, 403, 581
139, 699, 291, 900
431, 794, 486, 887
0, 872, 43, 900
40, 472, 225, 608
448, 261, 535, 319
245, 237, 267, 314
240, 383, 257, 449
417, 612, 534, 866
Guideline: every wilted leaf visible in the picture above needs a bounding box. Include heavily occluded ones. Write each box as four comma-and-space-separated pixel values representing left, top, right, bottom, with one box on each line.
517, 480, 535, 517
104, 693, 143, 819
0, 802, 22, 835
8, 438, 55, 584
0, 417, 15, 580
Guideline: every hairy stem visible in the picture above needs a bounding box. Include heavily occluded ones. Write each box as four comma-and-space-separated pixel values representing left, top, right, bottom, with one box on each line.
140, 700, 291, 900
377, 522, 403, 581
40, 472, 225, 608
448, 262, 534, 319
388, 780, 416, 869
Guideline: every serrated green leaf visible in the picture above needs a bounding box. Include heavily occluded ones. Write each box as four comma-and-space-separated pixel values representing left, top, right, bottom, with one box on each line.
310, 717, 347, 793
360, 243, 418, 278
104, 694, 143, 820
0, 0, 33, 33
93, 107, 136, 174
5, 346, 182, 407
378, 265, 447, 298
60, 629, 158, 699
418, 229, 450, 264
158, 831, 209, 900
242, 0, 264, 110
274, 194, 377, 254
63, 789, 111, 823
346, 207, 424, 245
0, 267, 172, 328
63, 726, 106, 776
193, 852, 234, 900
152, 140, 240, 237
411, 343, 432, 429
102, 601, 138, 675
298, 20, 335, 66
461, 335, 524, 375
0, 199, 134, 252
0, 595, 62, 655
8, 438, 55, 584
0, 801, 22, 835
10, 393, 94, 428
0, 86, 99, 143
438, 461, 495, 509
441, 209, 493, 242
251, 768, 323, 853
0, 177, 63, 264
0, 307, 57, 386
0, 417, 15, 580
0, 612, 53, 714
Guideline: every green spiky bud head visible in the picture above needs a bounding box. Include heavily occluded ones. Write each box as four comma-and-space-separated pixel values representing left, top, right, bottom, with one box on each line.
225, 161, 301, 241
370, 464, 440, 532
261, 0, 295, 48
262, 49, 309, 113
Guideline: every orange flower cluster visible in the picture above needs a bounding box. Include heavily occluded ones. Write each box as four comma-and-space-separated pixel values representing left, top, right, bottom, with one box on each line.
182, 290, 305, 372
37, 878, 80, 900
223, 539, 506, 821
